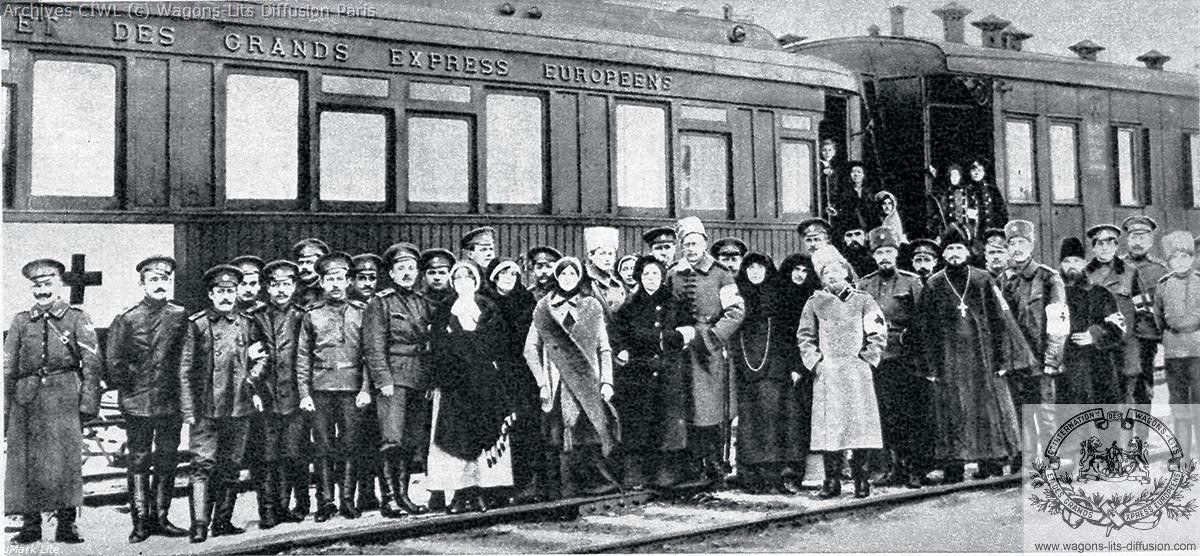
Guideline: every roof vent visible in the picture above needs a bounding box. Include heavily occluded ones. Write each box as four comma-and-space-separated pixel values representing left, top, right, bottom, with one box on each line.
1135, 49, 1170, 70
1001, 26, 1032, 51
971, 14, 1010, 49
676, 7, 701, 15
868, 24, 881, 37
1068, 39, 1105, 61
889, 5, 907, 37
932, 2, 972, 44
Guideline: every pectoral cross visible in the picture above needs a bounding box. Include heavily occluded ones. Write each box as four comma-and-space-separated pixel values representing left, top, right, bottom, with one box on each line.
957, 302, 968, 318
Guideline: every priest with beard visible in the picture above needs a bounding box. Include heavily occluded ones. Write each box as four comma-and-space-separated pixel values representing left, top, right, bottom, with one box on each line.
841, 228, 877, 278
1057, 237, 1126, 404
913, 226, 1021, 484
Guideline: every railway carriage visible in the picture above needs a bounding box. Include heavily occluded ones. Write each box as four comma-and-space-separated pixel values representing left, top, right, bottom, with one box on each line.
1, 0, 860, 324
791, 5, 1200, 260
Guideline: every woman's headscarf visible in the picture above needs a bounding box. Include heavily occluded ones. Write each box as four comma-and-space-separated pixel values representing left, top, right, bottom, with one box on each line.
485, 258, 522, 295
617, 254, 640, 288
449, 261, 482, 327
875, 190, 909, 244
553, 256, 584, 298
735, 252, 777, 321
775, 252, 819, 329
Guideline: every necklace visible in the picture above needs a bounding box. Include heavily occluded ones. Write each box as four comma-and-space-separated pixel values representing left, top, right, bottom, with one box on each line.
740, 317, 771, 373
944, 271, 971, 318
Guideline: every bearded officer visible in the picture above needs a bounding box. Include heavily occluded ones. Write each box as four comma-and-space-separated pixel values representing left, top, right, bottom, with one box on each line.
643, 226, 677, 266
106, 255, 190, 542
526, 246, 562, 301
1121, 215, 1168, 404
1084, 224, 1137, 403
5, 259, 102, 544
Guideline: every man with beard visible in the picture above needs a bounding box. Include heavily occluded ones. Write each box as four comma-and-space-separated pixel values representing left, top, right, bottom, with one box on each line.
1121, 215, 1168, 404
711, 237, 748, 276
798, 217, 833, 255
999, 219, 1067, 476
253, 260, 312, 525
1154, 231, 1200, 459
350, 253, 383, 302
231, 255, 266, 313
293, 238, 331, 308
526, 246, 562, 301
982, 228, 1010, 281
420, 248, 457, 309
296, 253, 372, 522
643, 226, 677, 266
908, 238, 940, 284
179, 265, 269, 543
1057, 238, 1125, 404
363, 243, 435, 518
1084, 224, 1137, 403
663, 217, 745, 487
106, 256, 189, 542
460, 226, 497, 270
914, 228, 1021, 484
842, 228, 877, 278
582, 226, 626, 313
857, 227, 927, 489
5, 259, 102, 545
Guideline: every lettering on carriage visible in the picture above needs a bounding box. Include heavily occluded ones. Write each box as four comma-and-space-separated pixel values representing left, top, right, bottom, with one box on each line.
541, 63, 673, 92
223, 33, 350, 63
388, 49, 511, 77
112, 23, 176, 47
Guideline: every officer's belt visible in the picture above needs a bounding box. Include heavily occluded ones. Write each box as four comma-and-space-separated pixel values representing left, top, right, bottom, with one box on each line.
14, 366, 80, 381
388, 344, 426, 356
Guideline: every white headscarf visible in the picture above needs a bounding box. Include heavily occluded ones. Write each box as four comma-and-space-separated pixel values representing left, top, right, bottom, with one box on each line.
449, 261, 482, 330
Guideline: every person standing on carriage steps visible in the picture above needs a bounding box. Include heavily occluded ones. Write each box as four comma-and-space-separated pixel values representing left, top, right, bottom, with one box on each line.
296, 253, 373, 522
1120, 215, 1168, 405
179, 265, 270, 543
293, 238, 331, 309
5, 259, 102, 545
363, 243, 435, 518
106, 255, 190, 542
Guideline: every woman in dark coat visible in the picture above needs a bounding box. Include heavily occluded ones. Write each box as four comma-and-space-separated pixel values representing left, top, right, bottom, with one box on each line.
481, 258, 546, 505
774, 253, 821, 489
730, 253, 795, 494
611, 256, 679, 489
426, 262, 514, 514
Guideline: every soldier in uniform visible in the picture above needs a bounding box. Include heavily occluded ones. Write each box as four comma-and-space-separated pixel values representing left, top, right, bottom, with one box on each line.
252, 260, 311, 525
363, 243, 435, 518
643, 226, 677, 266
663, 216, 745, 487
1121, 215, 1168, 404
231, 254, 272, 526
797, 217, 834, 255
711, 237, 748, 276
420, 248, 457, 309
179, 265, 269, 543
296, 253, 372, 522
1000, 220, 1067, 475
857, 228, 927, 489
526, 246, 562, 301
231, 255, 266, 313
350, 252, 385, 511
106, 255, 189, 542
1153, 231, 1200, 459
982, 228, 1010, 280
582, 226, 627, 313
908, 238, 941, 284
1084, 224, 1137, 403
293, 238, 331, 308
461, 226, 497, 270
351, 253, 384, 302
5, 259, 102, 545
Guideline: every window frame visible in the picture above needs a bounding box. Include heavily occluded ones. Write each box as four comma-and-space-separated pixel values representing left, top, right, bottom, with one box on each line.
777, 110, 822, 219
1047, 119, 1081, 205
676, 130, 733, 220
481, 88, 549, 215
1184, 130, 1200, 209
1002, 115, 1038, 205
27, 54, 124, 211
612, 99, 672, 218
219, 66, 307, 211
1110, 124, 1150, 207
313, 104, 394, 213
402, 111, 476, 214
2, 82, 15, 209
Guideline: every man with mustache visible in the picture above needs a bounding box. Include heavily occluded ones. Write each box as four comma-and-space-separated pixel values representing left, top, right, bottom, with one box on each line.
797, 217, 833, 255
908, 238, 941, 284
581, 226, 626, 314
293, 238, 331, 309
231, 254, 273, 527
1153, 230, 1200, 459
1084, 224, 1137, 404
1056, 237, 1125, 404
349, 252, 385, 512
106, 255, 190, 542
1120, 215, 1168, 404
526, 246, 562, 301
296, 253, 372, 522
350, 253, 383, 303
643, 226, 677, 266
841, 228, 877, 278
420, 248, 457, 310
710, 237, 748, 276
231, 255, 267, 313
982, 228, 1010, 281
5, 259, 102, 545
179, 264, 269, 543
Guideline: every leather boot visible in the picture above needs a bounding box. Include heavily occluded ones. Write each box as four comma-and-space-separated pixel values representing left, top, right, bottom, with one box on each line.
816, 453, 843, 499
55, 508, 84, 544
379, 457, 406, 518
356, 464, 380, 512
542, 451, 563, 501
872, 450, 904, 486
313, 459, 338, 522
943, 463, 965, 484
427, 490, 447, 513
12, 513, 41, 544
188, 480, 211, 543
904, 458, 924, 489
152, 469, 188, 536
276, 460, 303, 523
338, 460, 361, 519
851, 452, 870, 498
622, 453, 646, 490
210, 471, 246, 537
446, 491, 470, 515
258, 466, 279, 529
586, 450, 620, 495
653, 451, 681, 489
559, 453, 579, 499
129, 473, 152, 543
394, 459, 428, 515
290, 459, 313, 520
766, 463, 797, 495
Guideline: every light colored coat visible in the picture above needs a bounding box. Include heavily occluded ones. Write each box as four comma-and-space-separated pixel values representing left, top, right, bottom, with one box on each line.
797, 288, 886, 451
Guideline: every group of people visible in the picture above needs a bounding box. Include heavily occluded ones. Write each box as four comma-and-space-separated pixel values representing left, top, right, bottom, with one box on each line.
6, 207, 1200, 546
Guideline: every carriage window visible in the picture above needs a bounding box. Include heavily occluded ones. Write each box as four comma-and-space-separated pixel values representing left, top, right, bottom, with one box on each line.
1187, 133, 1200, 208
407, 116, 470, 204
1004, 119, 1036, 202
679, 133, 729, 212
1114, 127, 1139, 206
225, 74, 299, 200
319, 112, 387, 202
615, 103, 668, 209
409, 82, 471, 103
486, 94, 543, 205
782, 114, 813, 131
1049, 123, 1079, 203
31, 61, 116, 197
779, 140, 814, 214
680, 105, 727, 123
321, 75, 389, 98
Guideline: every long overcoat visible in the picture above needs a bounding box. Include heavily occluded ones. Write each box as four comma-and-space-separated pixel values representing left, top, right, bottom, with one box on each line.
105, 298, 188, 417
797, 288, 886, 451
4, 300, 102, 514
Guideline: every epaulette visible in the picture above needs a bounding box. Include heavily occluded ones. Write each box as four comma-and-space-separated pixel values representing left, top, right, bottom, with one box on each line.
710, 259, 732, 272
347, 299, 367, 309
189, 310, 207, 322
242, 301, 268, 315
897, 269, 920, 278
168, 300, 185, 309
304, 301, 326, 312
375, 288, 395, 298
1035, 263, 1059, 276
1157, 273, 1174, 284
119, 303, 141, 316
